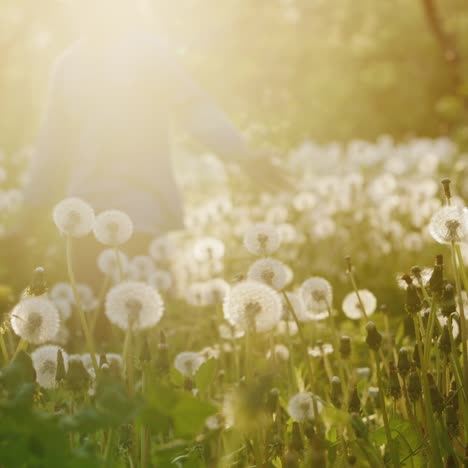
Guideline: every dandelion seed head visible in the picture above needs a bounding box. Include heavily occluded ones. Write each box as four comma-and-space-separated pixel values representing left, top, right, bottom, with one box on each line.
247, 258, 289, 290
174, 351, 205, 377
288, 392, 323, 422
300, 277, 333, 319
192, 237, 225, 261
53, 198, 95, 237
342, 289, 377, 320
223, 281, 282, 333
11, 296, 60, 344
31, 345, 68, 389
276, 320, 298, 336
429, 206, 468, 244
148, 269, 173, 292
218, 323, 245, 340
50, 282, 74, 304
266, 344, 290, 361
97, 249, 129, 281
243, 223, 281, 256
128, 256, 155, 282
93, 210, 133, 246
105, 281, 164, 331
149, 235, 177, 263
308, 342, 334, 357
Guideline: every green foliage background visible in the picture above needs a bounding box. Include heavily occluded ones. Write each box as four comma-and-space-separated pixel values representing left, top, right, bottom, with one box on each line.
1, 0, 468, 154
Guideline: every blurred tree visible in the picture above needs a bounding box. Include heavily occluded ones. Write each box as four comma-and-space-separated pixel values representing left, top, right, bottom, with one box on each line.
0, 0, 467, 156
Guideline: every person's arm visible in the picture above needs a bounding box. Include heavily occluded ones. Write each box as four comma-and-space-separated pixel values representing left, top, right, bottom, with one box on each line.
158, 46, 250, 161
23, 57, 72, 208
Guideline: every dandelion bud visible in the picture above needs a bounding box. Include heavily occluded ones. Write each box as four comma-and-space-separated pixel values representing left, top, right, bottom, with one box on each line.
413, 343, 422, 369
427, 373, 444, 414
446, 404, 458, 435
397, 348, 411, 378
339, 336, 351, 359
441, 177, 452, 200
65, 358, 91, 393
282, 451, 299, 468
441, 283, 456, 317
344, 256, 352, 273
405, 283, 421, 315
365, 321, 382, 351
55, 349, 66, 383
408, 366, 421, 402
290, 422, 303, 452
267, 388, 280, 413
438, 324, 452, 355
445, 454, 457, 468
330, 376, 342, 408
447, 381, 459, 411
28, 267, 47, 297
388, 361, 401, 400
410, 266, 421, 279
428, 255, 444, 300
348, 386, 360, 413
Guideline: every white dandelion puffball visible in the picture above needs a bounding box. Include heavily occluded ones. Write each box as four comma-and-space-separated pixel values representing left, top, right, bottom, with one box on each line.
149, 235, 177, 263
97, 248, 129, 280
11, 296, 60, 344
174, 352, 205, 377
31, 345, 68, 389
219, 323, 245, 340
276, 320, 298, 336
342, 289, 377, 320
192, 237, 225, 261
243, 223, 281, 256
266, 344, 290, 361
52, 298, 72, 321
288, 392, 323, 422
105, 281, 164, 331
53, 197, 95, 237
128, 256, 155, 282
148, 269, 173, 292
50, 282, 74, 304
247, 258, 289, 290
429, 206, 468, 244
93, 210, 133, 246
308, 343, 334, 357
300, 277, 333, 314
223, 281, 282, 333
76, 283, 98, 311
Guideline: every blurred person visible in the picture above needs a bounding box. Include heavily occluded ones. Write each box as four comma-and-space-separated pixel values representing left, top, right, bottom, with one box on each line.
17, 0, 289, 280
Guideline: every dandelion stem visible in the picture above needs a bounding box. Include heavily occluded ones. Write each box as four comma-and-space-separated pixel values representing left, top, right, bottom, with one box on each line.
66, 236, 98, 374
374, 351, 399, 468
0, 332, 9, 362
11, 338, 27, 361
114, 247, 125, 282
412, 314, 443, 468
282, 291, 314, 386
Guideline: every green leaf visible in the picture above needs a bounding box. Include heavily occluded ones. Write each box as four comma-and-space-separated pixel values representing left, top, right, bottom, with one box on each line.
194, 358, 217, 395
172, 393, 217, 437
